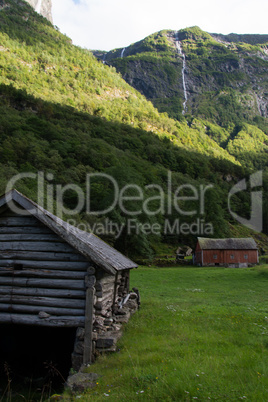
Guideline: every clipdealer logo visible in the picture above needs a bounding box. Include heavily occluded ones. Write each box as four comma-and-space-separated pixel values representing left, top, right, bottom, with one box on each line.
5, 171, 214, 237
228, 171, 263, 233
5, 170, 264, 236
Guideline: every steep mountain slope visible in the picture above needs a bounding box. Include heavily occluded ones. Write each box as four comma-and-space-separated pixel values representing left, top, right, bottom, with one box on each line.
100, 27, 268, 123
0, 1, 267, 256
97, 27, 268, 170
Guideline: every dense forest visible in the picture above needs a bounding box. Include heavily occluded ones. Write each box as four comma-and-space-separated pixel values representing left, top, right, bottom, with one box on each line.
0, 0, 267, 258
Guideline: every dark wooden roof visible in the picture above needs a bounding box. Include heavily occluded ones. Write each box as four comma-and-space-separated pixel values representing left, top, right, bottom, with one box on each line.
197, 237, 258, 250
0, 190, 138, 274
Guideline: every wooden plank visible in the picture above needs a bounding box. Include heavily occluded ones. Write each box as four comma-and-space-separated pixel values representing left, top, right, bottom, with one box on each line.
0, 241, 77, 253
0, 303, 85, 316
0, 234, 65, 242
0, 295, 85, 309
0, 313, 85, 327
0, 251, 88, 261
0, 268, 86, 279
0, 286, 85, 299
0, 277, 85, 289
0, 259, 89, 270
0, 227, 53, 234
83, 279, 95, 365
0, 216, 42, 226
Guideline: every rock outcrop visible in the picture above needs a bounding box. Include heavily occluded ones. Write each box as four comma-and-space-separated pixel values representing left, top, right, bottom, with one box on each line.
25, 0, 53, 23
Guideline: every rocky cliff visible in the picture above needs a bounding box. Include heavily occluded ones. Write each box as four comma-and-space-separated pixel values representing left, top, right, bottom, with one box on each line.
25, 0, 52, 23
95, 27, 268, 128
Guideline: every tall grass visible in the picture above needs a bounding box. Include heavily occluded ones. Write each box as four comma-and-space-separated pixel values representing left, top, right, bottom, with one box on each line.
69, 265, 268, 401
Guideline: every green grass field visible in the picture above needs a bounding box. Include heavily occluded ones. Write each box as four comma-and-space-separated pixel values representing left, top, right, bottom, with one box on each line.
68, 265, 268, 401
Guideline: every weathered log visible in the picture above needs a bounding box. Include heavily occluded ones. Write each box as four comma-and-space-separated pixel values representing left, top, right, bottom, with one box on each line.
95, 281, 102, 292
0, 259, 89, 270
0, 313, 85, 327
0, 277, 85, 290
0, 241, 77, 253
0, 251, 87, 261
83, 287, 94, 365
0, 226, 52, 234
0, 268, 86, 279
0, 303, 85, 316
0, 234, 65, 242
0, 286, 85, 299
0, 295, 85, 309
0, 216, 41, 226
85, 275, 96, 289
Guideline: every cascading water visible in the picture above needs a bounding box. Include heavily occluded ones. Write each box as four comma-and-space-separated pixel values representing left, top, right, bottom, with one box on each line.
35, 0, 42, 13
175, 32, 188, 114
121, 48, 126, 58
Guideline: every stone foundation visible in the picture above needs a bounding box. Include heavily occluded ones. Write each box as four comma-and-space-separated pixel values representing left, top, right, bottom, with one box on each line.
71, 290, 139, 371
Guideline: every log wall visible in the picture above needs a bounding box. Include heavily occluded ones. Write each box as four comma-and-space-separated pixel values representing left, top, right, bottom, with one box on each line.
0, 207, 90, 328
0, 205, 139, 370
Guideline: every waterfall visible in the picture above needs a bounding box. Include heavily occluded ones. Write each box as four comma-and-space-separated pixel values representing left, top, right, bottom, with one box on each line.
35, 0, 42, 13
175, 32, 188, 114
121, 48, 126, 58
102, 53, 107, 64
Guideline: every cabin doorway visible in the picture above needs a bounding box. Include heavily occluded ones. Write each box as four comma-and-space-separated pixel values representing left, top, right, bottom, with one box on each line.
0, 324, 77, 390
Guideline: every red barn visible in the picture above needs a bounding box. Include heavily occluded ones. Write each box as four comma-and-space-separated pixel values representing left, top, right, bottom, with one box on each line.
195, 237, 258, 267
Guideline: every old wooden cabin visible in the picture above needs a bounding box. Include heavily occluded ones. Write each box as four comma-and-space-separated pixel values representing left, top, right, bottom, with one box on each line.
195, 237, 258, 267
0, 190, 139, 371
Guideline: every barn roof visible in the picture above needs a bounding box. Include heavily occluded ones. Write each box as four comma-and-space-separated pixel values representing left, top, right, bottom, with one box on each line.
0, 190, 138, 275
197, 237, 258, 250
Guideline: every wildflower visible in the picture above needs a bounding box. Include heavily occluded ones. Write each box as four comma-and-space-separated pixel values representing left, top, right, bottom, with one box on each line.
104, 393, 109, 397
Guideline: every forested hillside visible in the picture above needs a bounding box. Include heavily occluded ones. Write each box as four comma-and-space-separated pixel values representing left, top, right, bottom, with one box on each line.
0, 0, 267, 257
101, 27, 268, 124
100, 27, 268, 170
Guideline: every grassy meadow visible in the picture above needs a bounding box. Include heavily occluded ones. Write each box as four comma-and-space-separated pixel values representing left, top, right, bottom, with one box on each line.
66, 265, 268, 401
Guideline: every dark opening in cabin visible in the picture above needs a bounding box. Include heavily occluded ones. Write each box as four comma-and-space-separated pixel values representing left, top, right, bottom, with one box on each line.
0, 324, 77, 383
